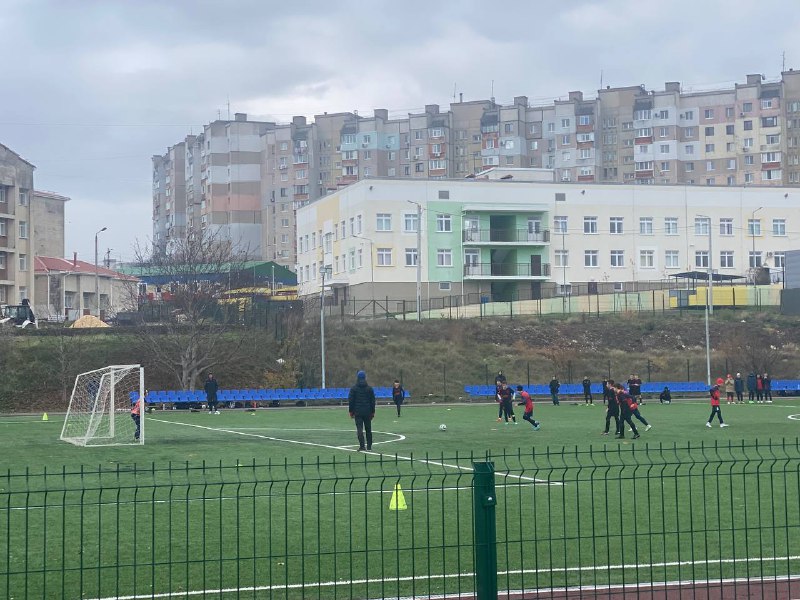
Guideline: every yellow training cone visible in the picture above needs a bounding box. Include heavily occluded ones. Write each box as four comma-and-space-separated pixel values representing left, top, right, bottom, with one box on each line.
389, 483, 407, 511
42, 413, 48, 421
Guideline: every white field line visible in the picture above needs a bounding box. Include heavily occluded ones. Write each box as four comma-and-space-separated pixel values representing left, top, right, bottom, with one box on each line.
150, 418, 561, 486
86, 557, 800, 600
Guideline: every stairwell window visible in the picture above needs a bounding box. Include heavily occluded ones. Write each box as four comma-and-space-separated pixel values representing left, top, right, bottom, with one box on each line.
436, 214, 452, 232
437, 249, 452, 267
19, 221, 28, 239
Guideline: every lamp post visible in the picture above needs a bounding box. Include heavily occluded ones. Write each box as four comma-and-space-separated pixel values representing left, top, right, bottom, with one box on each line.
698, 214, 712, 386
352, 234, 375, 307
94, 227, 107, 317
319, 265, 332, 388
751, 206, 763, 288
407, 200, 422, 321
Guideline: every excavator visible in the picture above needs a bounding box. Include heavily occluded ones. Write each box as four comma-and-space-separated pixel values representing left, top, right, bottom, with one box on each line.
0, 298, 38, 329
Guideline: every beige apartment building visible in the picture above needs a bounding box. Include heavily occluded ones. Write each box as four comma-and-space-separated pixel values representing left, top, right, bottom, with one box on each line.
155, 70, 800, 271
0, 143, 35, 305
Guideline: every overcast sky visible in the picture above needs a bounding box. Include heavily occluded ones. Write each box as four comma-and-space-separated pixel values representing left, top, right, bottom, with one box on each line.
2, 0, 799, 264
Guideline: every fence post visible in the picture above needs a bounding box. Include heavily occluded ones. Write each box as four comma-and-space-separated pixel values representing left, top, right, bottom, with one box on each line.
687, 358, 691, 381
472, 461, 497, 600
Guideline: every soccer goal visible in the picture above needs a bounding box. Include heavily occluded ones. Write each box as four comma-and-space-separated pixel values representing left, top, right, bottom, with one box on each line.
60, 365, 145, 446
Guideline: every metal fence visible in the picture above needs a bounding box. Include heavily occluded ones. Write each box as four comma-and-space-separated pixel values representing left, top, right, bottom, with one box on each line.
2, 440, 799, 599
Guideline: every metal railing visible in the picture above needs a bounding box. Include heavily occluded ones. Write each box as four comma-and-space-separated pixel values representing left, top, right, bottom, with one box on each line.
464, 262, 552, 277
463, 228, 551, 243
2, 441, 799, 599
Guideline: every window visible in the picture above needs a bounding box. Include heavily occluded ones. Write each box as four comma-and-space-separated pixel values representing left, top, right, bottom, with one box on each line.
745, 172, 754, 184
639, 250, 655, 268
0, 187, 6, 204
660, 144, 670, 153
415, 163, 424, 173
720, 251, 734, 268
504, 123, 514, 134
664, 217, 678, 235
719, 218, 733, 235
665, 250, 679, 268
684, 111, 695, 120
745, 154, 754, 165
727, 158, 736, 170
429, 159, 446, 170
726, 107, 735, 118
584, 250, 598, 267
561, 134, 570, 145
579, 148, 591, 159
660, 126, 668, 138
766, 134, 780, 145
660, 161, 670, 171
762, 116, 778, 128
705, 126, 715, 136
773, 218, 786, 236
376, 213, 392, 231
18, 221, 28, 239
704, 109, 714, 119
744, 120, 753, 131
610, 250, 625, 267
742, 102, 753, 112
705, 144, 715, 153
749, 251, 762, 268
726, 124, 735, 135
19, 189, 28, 206
636, 127, 653, 138
579, 115, 591, 126
695, 251, 709, 268
436, 214, 451, 232
436, 249, 452, 267
685, 162, 695, 172
706, 160, 715, 171
280, 218, 289, 228
685, 145, 694, 155
19, 254, 27, 271
561, 118, 570, 128
554, 250, 569, 267
639, 217, 653, 235
748, 219, 761, 236
695, 217, 710, 235
634, 109, 652, 120
583, 216, 598, 234
774, 252, 785, 268
405, 248, 418, 267
377, 248, 392, 266
554, 216, 568, 234
0, 253, 4, 269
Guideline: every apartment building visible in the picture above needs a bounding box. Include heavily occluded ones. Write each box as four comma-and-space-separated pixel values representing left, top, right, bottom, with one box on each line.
31, 191, 69, 258
155, 69, 800, 271
0, 143, 35, 305
296, 178, 797, 302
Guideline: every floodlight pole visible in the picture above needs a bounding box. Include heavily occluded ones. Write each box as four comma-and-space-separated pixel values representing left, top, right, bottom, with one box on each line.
320, 266, 332, 388
94, 227, 107, 317
698, 215, 712, 386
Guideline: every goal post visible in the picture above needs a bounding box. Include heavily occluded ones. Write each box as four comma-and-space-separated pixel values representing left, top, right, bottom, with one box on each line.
60, 365, 145, 447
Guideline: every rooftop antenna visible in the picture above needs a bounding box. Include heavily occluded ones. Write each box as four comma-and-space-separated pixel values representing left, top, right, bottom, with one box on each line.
783, 50, 786, 73
600, 69, 603, 90
491, 80, 495, 105
227, 95, 230, 120
453, 82, 457, 102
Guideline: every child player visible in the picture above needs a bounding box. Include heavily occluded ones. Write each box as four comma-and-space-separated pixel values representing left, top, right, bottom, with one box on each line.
516, 385, 540, 430
497, 381, 517, 425
614, 383, 640, 439
706, 377, 729, 428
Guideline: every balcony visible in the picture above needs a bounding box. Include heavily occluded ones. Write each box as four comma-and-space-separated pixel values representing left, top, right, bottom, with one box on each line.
464, 262, 551, 279
463, 228, 550, 244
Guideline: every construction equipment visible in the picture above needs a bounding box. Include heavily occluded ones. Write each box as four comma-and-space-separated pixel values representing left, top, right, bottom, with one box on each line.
0, 298, 38, 329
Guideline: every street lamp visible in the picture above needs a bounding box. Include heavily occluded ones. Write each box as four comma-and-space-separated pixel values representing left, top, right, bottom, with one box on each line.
407, 200, 423, 321
698, 214, 712, 386
94, 227, 107, 317
751, 206, 763, 288
319, 265, 333, 388
352, 234, 375, 308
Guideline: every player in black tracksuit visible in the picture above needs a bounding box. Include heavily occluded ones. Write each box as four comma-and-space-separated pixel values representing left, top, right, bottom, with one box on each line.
497, 382, 517, 424
348, 370, 376, 451
602, 379, 619, 435
615, 383, 640, 439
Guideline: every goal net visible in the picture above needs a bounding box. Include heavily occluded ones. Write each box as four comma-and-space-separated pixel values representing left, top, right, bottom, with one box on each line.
60, 365, 145, 446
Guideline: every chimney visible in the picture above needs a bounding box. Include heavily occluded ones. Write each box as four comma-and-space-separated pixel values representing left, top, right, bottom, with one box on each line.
374, 108, 388, 121
459, 92, 463, 103
73, 252, 78, 268
665, 81, 681, 93
234, 112, 247, 122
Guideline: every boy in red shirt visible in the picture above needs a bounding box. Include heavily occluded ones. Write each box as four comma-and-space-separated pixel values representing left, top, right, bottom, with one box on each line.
706, 377, 729, 428
516, 385, 540, 431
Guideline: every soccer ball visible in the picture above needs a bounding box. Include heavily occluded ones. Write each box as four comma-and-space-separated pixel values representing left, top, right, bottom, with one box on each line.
439, 424, 447, 431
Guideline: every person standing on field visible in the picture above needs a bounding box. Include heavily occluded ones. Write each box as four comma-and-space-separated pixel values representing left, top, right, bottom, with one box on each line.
706, 378, 729, 428
763, 373, 773, 403
747, 372, 757, 403
582, 376, 593, 405
516, 385, 539, 430
549, 376, 561, 406
601, 379, 619, 435
494, 371, 507, 422
391, 379, 405, 417
348, 370, 376, 451
756, 374, 764, 403
734, 373, 745, 404
131, 395, 141, 441
497, 381, 517, 424
724, 374, 735, 404
614, 383, 640, 439
204, 373, 219, 414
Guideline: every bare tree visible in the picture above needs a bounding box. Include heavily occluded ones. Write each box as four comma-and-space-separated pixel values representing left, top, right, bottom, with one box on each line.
127, 230, 252, 390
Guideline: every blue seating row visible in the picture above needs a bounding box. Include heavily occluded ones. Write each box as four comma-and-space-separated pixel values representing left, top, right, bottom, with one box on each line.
134, 386, 410, 404
465, 379, 800, 397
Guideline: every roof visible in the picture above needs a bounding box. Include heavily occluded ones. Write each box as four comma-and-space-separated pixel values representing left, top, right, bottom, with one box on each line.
34, 256, 138, 281
33, 190, 70, 202
669, 271, 746, 282
0, 143, 36, 168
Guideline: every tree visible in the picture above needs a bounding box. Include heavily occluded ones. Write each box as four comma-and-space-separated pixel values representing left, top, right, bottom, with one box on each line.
128, 230, 253, 390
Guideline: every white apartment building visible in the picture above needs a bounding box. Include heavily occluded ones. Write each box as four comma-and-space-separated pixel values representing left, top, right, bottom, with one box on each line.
296, 178, 798, 302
